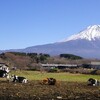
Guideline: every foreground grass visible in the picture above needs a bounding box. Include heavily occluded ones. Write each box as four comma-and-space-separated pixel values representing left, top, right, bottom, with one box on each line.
0, 70, 100, 100
10, 70, 100, 82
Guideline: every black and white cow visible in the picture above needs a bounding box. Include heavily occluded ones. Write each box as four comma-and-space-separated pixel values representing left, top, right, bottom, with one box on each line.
7, 74, 28, 83
14, 75, 28, 83
87, 78, 100, 86
0, 70, 8, 77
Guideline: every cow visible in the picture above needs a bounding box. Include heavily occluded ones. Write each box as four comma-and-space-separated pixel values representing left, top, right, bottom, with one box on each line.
15, 75, 28, 83
42, 78, 56, 85
0, 70, 8, 77
87, 78, 100, 86
6, 74, 14, 82
7, 74, 28, 83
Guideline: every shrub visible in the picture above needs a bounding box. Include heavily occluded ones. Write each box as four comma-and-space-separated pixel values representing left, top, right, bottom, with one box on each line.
48, 68, 58, 72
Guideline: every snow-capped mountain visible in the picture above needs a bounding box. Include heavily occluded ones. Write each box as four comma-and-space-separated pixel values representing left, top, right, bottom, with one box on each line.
3, 25, 100, 58
62, 25, 100, 42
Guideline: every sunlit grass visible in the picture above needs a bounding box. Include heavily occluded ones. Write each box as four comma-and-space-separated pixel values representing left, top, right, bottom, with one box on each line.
10, 70, 100, 82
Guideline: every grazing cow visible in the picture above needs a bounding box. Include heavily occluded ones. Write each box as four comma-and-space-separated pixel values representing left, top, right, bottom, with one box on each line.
15, 76, 28, 83
7, 74, 28, 83
0, 70, 8, 77
42, 78, 56, 85
87, 78, 100, 86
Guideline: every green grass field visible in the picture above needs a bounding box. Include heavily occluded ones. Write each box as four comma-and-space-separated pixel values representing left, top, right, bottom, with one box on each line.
10, 70, 100, 82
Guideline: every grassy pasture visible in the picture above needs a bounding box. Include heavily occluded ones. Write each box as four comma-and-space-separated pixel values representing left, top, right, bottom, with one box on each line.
10, 70, 100, 82
0, 70, 100, 100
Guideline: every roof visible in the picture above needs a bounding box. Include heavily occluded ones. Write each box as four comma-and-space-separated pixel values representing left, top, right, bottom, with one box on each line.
41, 64, 77, 67
91, 62, 100, 65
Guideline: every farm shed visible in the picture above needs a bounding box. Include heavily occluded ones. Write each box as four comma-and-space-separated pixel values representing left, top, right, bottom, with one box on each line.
41, 64, 78, 71
91, 62, 100, 69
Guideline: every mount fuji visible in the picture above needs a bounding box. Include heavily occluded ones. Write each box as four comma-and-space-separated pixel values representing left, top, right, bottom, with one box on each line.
62, 25, 100, 42
4, 25, 100, 58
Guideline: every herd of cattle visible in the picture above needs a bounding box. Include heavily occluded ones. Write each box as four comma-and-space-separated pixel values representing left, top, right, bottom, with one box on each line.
0, 70, 28, 83
0, 69, 100, 86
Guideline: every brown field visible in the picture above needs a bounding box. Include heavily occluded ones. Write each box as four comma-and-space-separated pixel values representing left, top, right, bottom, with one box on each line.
0, 79, 100, 100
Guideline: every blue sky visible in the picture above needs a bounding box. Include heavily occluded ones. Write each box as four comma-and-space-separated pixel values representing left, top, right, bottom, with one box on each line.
0, 0, 100, 50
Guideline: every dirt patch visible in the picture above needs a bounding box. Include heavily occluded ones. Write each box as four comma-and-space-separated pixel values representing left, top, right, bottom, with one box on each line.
0, 80, 100, 100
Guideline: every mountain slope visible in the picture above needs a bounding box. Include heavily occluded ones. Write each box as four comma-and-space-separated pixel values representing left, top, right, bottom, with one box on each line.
62, 25, 100, 42
21, 39, 100, 58
4, 25, 100, 58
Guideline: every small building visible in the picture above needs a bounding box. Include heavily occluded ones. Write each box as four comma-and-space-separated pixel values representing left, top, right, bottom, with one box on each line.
91, 62, 100, 69
41, 64, 78, 71
0, 63, 10, 72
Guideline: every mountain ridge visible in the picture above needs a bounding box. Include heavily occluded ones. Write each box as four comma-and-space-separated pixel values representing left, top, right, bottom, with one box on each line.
1, 25, 100, 58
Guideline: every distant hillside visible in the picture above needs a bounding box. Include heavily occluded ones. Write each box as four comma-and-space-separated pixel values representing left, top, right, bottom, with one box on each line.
0, 52, 51, 70
60, 54, 83, 60
0, 52, 91, 70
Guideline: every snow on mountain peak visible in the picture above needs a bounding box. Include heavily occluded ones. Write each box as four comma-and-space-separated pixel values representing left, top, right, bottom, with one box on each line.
87, 25, 100, 30
63, 25, 100, 42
